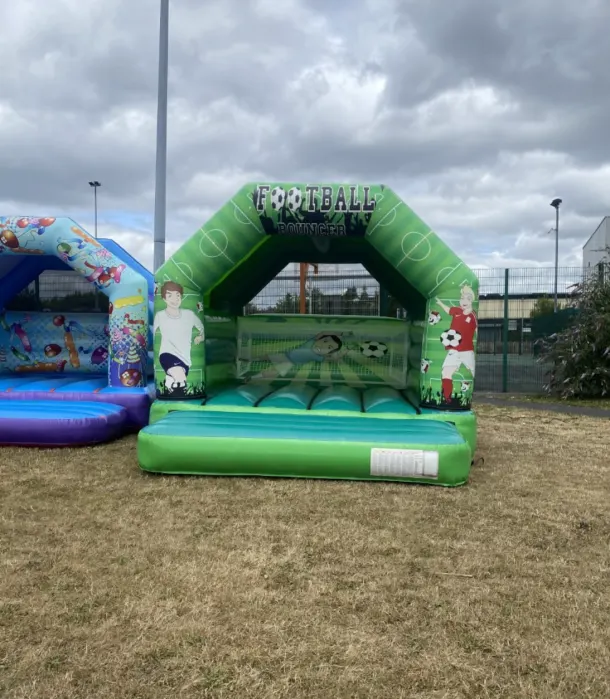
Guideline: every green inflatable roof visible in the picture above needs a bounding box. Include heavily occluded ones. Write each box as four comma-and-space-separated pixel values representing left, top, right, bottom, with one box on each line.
156, 183, 478, 313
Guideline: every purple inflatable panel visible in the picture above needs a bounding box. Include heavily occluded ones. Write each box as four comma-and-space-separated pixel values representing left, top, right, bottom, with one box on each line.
0, 375, 154, 429
0, 400, 128, 447
0, 389, 151, 428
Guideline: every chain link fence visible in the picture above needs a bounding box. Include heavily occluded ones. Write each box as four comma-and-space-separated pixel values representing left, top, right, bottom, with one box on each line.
5, 261, 607, 395
5, 270, 108, 312
245, 263, 606, 394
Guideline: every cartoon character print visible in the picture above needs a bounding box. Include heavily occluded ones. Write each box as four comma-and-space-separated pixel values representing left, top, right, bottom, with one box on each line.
0, 312, 57, 372
154, 281, 205, 395
16, 217, 56, 232
120, 368, 142, 387
435, 284, 477, 403
56, 228, 101, 264
109, 309, 146, 386
0, 311, 109, 374
240, 332, 348, 382
428, 310, 441, 326
0, 217, 50, 254
84, 261, 126, 288
57, 240, 90, 264
6, 314, 32, 353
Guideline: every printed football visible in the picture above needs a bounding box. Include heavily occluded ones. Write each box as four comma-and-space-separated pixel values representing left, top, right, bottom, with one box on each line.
460, 381, 471, 392
286, 187, 302, 212
270, 187, 286, 210
440, 329, 462, 349
360, 341, 388, 359
421, 358, 430, 373
428, 311, 441, 325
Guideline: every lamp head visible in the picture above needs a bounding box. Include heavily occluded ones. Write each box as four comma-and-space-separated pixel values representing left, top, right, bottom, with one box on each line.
550, 198, 562, 209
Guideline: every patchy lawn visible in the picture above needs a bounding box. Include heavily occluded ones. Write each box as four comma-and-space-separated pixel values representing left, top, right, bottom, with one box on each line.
479, 392, 610, 410
1, 405, 609, 699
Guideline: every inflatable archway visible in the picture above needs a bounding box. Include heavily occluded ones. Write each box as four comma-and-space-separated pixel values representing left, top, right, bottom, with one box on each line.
0, 216, 154, 447
140, 183, 479, 486
0, 217, 149, 387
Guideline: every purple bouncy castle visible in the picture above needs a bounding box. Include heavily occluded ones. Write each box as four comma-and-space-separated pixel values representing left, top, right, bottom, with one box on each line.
0, 216, 154, 447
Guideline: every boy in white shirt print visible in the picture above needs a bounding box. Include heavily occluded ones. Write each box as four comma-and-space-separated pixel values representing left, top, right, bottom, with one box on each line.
154, 281, 205, 393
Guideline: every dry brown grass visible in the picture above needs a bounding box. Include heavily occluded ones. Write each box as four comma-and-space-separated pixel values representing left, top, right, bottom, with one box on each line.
1, 405, 609, 699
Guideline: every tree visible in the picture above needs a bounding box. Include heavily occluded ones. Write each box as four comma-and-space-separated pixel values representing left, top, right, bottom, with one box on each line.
309, 286, 324, 313
530, 296, 556, 318
274, 293, 299, 314
341, 286, 359, 314
536, 273, 610, 398
5, 289, 108, 312
356, 286, 376, 315
4, 289, 38, 311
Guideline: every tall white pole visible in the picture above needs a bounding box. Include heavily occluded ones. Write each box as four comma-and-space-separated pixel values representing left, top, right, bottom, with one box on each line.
94, 185, 98, 238
153, 0, 169, 272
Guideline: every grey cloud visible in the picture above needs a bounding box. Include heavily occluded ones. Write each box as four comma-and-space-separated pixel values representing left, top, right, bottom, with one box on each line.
0, 0, 608, 271
0, 0, 337, 212
385, 0, 610, 161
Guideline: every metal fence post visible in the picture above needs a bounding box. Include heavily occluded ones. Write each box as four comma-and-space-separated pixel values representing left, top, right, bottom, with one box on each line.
379, 287, 390, 317
502, 268, 509, 392
34, 276, 41, 311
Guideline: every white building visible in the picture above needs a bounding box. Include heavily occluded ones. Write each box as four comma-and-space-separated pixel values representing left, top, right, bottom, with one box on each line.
583, 216, 610, 270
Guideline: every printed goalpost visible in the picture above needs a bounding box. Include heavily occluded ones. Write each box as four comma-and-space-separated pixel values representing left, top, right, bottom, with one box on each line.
236, 331, 409, 387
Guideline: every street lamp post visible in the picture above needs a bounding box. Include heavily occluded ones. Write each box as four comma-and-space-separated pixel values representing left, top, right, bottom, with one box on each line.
88, 181, 101, 238
550, 198, 562, 313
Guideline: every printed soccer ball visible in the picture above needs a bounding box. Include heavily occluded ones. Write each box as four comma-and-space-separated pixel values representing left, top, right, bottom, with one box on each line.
421, 358, 430, 373
440, 329, 462, 349
360, 341, 388, 359
460, 381, 471, 393
286, 187, 302, 212
270, 187, 286, 210
428, 311, 441, 325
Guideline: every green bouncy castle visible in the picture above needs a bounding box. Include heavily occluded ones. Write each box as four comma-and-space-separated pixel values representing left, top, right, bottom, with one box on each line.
137, 183, 479, 486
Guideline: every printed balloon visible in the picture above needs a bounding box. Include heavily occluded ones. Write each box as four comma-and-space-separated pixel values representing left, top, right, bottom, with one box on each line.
0, 230, 19, 248
44, 343, 62, 358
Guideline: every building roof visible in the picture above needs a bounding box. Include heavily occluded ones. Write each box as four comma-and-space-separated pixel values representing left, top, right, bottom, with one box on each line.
582, 216, 609, 250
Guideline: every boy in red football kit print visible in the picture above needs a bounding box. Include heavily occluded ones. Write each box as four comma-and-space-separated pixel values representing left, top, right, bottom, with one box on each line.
435, 285, 477, 403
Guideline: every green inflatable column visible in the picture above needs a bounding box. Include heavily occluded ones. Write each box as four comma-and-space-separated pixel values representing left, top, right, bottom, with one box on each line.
152, 281, 206, 400
420, 283, 478, 411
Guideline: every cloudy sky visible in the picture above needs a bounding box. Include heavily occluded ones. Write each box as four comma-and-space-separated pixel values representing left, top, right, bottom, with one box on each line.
1, 0, 609, 283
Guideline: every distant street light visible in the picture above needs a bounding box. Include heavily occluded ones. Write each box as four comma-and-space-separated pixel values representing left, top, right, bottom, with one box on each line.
550, 198, 562, 313
88, 181, 101, 238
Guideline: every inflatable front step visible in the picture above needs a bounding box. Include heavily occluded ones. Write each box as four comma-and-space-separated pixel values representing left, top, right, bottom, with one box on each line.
0, 400, 128, 447
138, 410, 472, 486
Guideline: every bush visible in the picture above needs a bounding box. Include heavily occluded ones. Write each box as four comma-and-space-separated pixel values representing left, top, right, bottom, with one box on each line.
537, 268, 610, 398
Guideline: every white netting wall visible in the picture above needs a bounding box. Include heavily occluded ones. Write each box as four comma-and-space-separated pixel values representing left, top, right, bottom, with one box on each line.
236, 330, 409, 387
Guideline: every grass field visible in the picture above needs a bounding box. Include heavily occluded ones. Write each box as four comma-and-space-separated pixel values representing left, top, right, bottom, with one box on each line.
1, 405, 610, 699
481, 393, 610, 410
